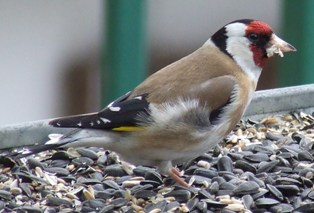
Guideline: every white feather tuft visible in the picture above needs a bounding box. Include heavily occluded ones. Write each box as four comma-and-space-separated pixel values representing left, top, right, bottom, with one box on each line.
46, 133, 64, 144
149, 99, 200, 125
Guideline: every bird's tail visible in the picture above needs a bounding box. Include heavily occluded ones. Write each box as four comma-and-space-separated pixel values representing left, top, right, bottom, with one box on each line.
8, 128, 117, 159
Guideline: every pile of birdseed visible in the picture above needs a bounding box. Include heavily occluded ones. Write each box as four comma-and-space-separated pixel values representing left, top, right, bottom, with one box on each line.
1, 112, 314, 213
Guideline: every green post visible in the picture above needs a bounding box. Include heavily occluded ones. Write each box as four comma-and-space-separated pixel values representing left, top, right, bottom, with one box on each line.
279, 0, 314, 86
102, 0, 147, 105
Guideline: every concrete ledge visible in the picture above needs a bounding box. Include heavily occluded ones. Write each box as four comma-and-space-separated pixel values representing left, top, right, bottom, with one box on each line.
0, 84, 314, 150
0, 120, 75, 150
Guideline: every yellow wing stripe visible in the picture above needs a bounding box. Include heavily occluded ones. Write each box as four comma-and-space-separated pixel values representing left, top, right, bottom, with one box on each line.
112, 126, 144, 132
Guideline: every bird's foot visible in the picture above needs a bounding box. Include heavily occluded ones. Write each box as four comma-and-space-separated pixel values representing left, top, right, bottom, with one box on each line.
169, 167, 189, 187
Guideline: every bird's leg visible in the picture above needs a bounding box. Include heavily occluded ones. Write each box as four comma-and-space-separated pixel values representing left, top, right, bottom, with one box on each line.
169, 167, 189, 187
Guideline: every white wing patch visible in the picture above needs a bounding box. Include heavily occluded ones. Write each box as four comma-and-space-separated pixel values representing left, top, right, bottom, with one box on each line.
109, 106, 121, 112
100, 117, 111, 124
134, 96, 143, 100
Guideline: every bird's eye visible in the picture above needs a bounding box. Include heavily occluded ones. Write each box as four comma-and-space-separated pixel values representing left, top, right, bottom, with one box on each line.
248, 33, 259, 42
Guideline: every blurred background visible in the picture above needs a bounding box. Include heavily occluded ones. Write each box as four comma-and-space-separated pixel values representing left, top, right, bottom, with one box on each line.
0, 0, 311, 125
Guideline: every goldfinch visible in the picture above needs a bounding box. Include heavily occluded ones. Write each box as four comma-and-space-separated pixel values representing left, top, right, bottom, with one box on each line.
21, 19, 296, 187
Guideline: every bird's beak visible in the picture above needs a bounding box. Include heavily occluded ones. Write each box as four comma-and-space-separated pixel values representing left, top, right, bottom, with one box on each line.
266, 34, 297, 58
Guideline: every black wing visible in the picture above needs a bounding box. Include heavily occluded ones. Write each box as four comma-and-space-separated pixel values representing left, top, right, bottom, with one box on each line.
49, 92, 150, 131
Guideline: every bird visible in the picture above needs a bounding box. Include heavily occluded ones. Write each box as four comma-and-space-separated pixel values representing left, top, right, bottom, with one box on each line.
19, 19, 296, 187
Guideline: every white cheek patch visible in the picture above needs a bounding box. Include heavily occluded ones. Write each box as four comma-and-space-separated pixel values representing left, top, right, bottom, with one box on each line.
224, 23, 262, 83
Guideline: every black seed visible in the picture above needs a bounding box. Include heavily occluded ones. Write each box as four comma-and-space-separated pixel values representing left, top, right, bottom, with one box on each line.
203, 199, 227, 208
134, 190, 157, 199
76, 148, 99, 160
98, 204, 115, 213
256, 160, 280, 173
145, 170, 163, 184
103, 180, 121, 190
211, 176, 226, 185
144, 200, 167, 212
95, 191, 113, 200
245, 172, 266, 188
0, 190, 11, 200
27, 158, 44, 169
49, 159, 70, 168
97, 154, 108, 165
220, 182, 236, 190
273, 166, 293, 173
140, 180, 162, 188
209, 181, 219, 194
165, 190, 191, 203
216, 190, 233, 196
189, 175, 211, 185
83, 199, 106, 210
111, 198, 128, 207
270, 203, 294, 213
217, 156, 233, 172
133, 166, 155, 176
266, 184, 284, 201
193, 168, 218, 178
266, 132, 283, 141
0, 175, 9, 183
294, 202, 314, 213
255, 198, 280, 207
301, 188, 312, 199
51, 151, 70, 160
130, 184, 153, 194
227, 153, 243, 161
235, 160, 257, 173
104, 165, 127, 177
301, 177, 313, 188
46, 197, 72, 207
220, 172, 239, 181
252, 190, 269, 200
44, 167, 70, 176
198, 189, 213, 199
165, 201, 180, 212
233, 181, 259, 195
275, 184, 300, 196
298, 150, 314, 161
307, 191, 314, 200
72, 157, 94, 167
186, 198, 199, 211
242, 194, 254, 210
244, 153, 269, 163
15, 206, 43, 213
196, 201, 207, 211
77, 177, 101, 185
19, 182, 32, 197
275, 177, 301, 186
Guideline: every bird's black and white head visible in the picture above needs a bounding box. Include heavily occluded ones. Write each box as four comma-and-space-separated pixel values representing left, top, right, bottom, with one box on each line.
209, 19, 296, 81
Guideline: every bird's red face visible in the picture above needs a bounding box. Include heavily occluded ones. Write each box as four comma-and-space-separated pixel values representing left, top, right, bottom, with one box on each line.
245, 21, 274, 67
211, 19, 296, 71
